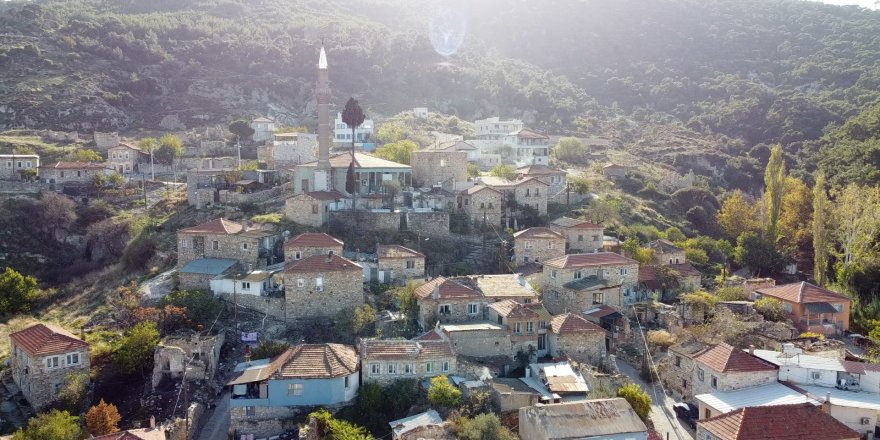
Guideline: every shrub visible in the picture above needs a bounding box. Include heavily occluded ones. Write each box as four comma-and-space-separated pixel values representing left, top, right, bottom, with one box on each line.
0, 267, 37, 315
307, 409, 373, 440
617, 383, 652, 419
113, 322, 160, 374
85, 400, 121, 436
11, 409, 83, 440
428, 375, 461, 408
799, 331, 825, 340
755, 297, 787, 322
251, 340, 290, 360
161, 290, 223, 328
455, 413, 519, 440
714, 287, 748, 301
647, 330, 676, 348
56, 373, 89, 413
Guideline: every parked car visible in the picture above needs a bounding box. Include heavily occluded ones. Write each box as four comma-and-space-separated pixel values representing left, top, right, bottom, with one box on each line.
673, 402, 698, 429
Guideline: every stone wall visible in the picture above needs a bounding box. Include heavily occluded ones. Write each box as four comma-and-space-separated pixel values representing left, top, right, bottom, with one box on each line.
218, 292, 286, 320
284, 269, 364, 320
662, 351, 698, 401
285, 195, 324, 227
93, 131, 120, 151
12, 348, 90, 411
410, 151, 467, 189
512, 179, 548, 215
417, 297, 485, 328
513, 236, 565, 266
230, 405, 300, 439
378, 258, 425, 284
406, 212, 450, 237
543, 285, 622, 316
551, 226, 604, 253
177, 232, 280, 269
219, 186, 284, 205
446, 329, 512, 358
550, 331, 606, 366
151, 332, 225, 388
461, 188, 503, 227
361, 356, 456, 386
331, 211, 400, 233
691, 365, 777, 397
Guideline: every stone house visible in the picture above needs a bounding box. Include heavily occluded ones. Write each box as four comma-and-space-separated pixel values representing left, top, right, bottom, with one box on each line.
284, 191, 347, 227
178, 258, 239, 291
696, 403, 860, 440
38, 161, 113, 185
542, 253, 639, 315
9, 323, 90, 411
516, 164, 567, 195
483, 176, 550, 217
435, 140, 479, 161
584, 305, 630, 352
359, 337, 455, 385
486, 300, 551, 358
663, 340, 709, 401
519, 399, 648, 440
107, 143, 148, 174
437, 322, 512, 358
512, 227, 565, 266
228, 344, 359, 438
547, 313, 607, 365
753, 282, 851, 337
410, 150, 468, 190
457, 185, 503, 227
251, 116, 275, 143
93, 131, 120, 151
151, 330, 225, 389
283, 232, 344, 261
376, 245, 425, 284
671, 262, 702, 292
602, 163, 627, 179
177, 218, 283, 270
0, 154, 40, 179
292, 153, 411, 198
648, 239, 686, 265
549, 217, 604, 253
691, 343, 778, 398
474, 274, 539, 304
415, 277, 485, 328
283, 254, 363, 320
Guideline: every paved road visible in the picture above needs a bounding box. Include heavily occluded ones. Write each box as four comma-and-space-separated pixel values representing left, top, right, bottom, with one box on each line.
616, 358, 694, 440
196, 390, 230, 440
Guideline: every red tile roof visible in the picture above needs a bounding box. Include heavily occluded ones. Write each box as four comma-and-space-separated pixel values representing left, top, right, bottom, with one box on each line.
39, 161, 109, 170
514, 128, 549, 140
305, 190, 346, 201
584, 305, 620, 319
550, 313, 605, 334
517, 164, 565, 176
544, 252, 637, 269
110, 143, 144, 152
414, 277, 482, 299
377, 244, 424, 259
513, 227, 565, 240
276, 343, 359, 379
284, 254, 361, 273
488, 299, 539, 319
414, 328, 446, 341
462, 185, 501, 196
697, 403, 859, 440
755, 282, 850, 304
10, 323, 89, 357
693, 343, 777, 373
179, 218, 243, 235
670, 262, 702, 278
284, 232, 344, 249
359, 338, 454, 361
92, 428, 165, 440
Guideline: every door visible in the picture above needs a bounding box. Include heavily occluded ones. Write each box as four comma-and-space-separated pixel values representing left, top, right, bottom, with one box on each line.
302, 179, 309, 192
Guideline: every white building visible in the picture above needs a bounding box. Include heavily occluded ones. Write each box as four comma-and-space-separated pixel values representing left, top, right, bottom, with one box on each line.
209, 270, 281, 297
474, 117, 524, 141
0, 154, 40, 179
413, 107, 429, 119
333, 112, 374, 149
251, 117, 275, 143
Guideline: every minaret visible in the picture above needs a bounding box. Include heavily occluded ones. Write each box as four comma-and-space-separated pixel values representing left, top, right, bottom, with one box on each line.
316, 44, 331, 184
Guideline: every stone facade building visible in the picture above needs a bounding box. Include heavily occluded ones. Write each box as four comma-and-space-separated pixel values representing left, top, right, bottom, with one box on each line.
107, 143, 148, 174
283, 254, 363, 320
663, 340, 709, 401
542, 253, 639, 315
648, 239, 686, 265
151, 330, 225, 389
410, 150, 468, 190
9, 323, 90, 411
0, 154, 40, 179
457, 185, 503, 227
486, 300, 551, 358
284, 191, 346, 227
177, 218, 283, 270
415, 277, 484, 328
283, 232, 344, 261
549, 217, 604, 253
477, 176, 550, 217
359, 337, 456, 385
38, 161, 113, 185
516, 164, 567, 195
547, 313, 607, 365
696, 404, 860, 440
437, 323, 512, 358
691, 343, 778, 398
512, 227, 566, 266
376, 245, 425, 284
475, 274, 539, 304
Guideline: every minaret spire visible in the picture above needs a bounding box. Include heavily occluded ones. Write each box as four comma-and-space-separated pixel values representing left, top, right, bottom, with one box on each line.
315, 42, 331, 189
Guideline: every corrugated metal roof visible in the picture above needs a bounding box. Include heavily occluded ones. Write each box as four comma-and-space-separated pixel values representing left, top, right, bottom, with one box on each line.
752, 349, 851, 373
800, 385, 880, 410
695, 382, 820, 414
519, 398, 648, 437
180, 258, 238, 275
389, 410, 442, 437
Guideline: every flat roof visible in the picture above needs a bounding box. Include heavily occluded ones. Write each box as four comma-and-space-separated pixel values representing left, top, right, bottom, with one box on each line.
441, 322, 505, 332
695, 382, 819, 414
752, 349, 852, 373
180, 258, 238, 275
800, 385, 880, 410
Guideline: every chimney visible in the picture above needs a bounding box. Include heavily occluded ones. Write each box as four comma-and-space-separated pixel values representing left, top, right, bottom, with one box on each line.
243, 221, 249, 232
150, 415, 156, 429
822, 392, 832, 414
748, 345, 755, 356
326, 251, 333, 263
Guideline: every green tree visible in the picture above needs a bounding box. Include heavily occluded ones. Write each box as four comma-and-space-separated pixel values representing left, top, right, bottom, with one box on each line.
71, 149, 103, 162
137, 137, 159, 179
307, 409, 374, 440
663, 226, 686, 242
343, 98, 366, 200
467, 163, 481, 179
685, 247, 709, 266
229, 119, 255, 142
376, 121, 406, 144
754, 297, 787, 322
0, 267, 37, 315
57, 372, 89, 413
374, 140, 417, 165
734, 232, 784, 276
352, 304, 377, 336
832, 183, 880, 270
395, 282, 419, 322
568, 175, 591, 195
91, 172, 107, 190
113, 321, 160, 374
489, 164, 517, 181
11, 409, 83, 440
251, 340, 290, 360
554, 137, 587, 163
161, 289, 223, 327
617, 383, 651, 420
427, 375, 461, 408
813, 171, 829, 286
715, 287, 748, 301
107, 172, 125, 187
154, 134, 183, 165
764, 145, 786, 242
778, 177, 812, 254
455, 413, 519, 440
716, 190, 760, 240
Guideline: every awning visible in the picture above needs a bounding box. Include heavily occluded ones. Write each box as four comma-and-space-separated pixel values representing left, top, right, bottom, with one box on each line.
227, 365, 273, 385
804, 302, 838, 314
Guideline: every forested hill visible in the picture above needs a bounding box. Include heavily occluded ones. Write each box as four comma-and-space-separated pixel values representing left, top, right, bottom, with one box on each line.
1, 0, 880, 173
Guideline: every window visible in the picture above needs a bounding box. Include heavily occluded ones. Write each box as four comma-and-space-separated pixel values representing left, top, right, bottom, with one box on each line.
245, 406, 256, 416
620, 268, 628, 275
440, 159, 447, 167
241, 282, 250, 290
574, 271, 583, 280
387, 363, 398, 374
295, 251, 302, 260
288, 383, 303, 396
464, 199, 469, 205
5, 161, 10, 168
439, 304, 451, 315
45, 356, 59, 369
489, 203, 494, 209
312, 204, 318, 214
682, 379, 687, 388
784, 303, 793, 313
698, 368, 705, 382
297, 278, 305, 288
241, 243, 249, 250
526, 322, 534, 333
212, 241, 219, 250
344, 375, 351, 388
524, 241, 533, 249
442, 361, 450, 372
674, 356, 681, 367
406, 260, 415, 269
540, 320, 547, 329
833, 303, 843, 312
66, 353, 79, 365
468, 303, 479, 315
480, 202, 485, 209
514, 322, 522, 334
547, 241, 554, 249
538, 334, 546, 350
60, 171, 65, 177
124, 153, 129, 159
535, 188, 540, 196
370, 364, 380, 375
578, 234, 584, 242
180, 239, 188, 249
315, 277, 324, 291
404, 364, 414, 374
593, 292, 604, 304
711, 376, 718, 389
811, 371, 822, 380
550, 270, 557, 279
525, 188, 530, 197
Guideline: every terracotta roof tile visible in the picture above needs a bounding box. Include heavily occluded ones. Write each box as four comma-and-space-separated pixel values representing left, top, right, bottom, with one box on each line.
284, 254, 360, 273
487, 299, 539, 319
359, 338, 454, 361
414, 328, 446, 341
755, 282, 850, 304
92, 428, 165, 440
276, 343, 359, 379
584, 304, 620, 319
697, 403, 859, 440
377, 245, 424, 259
461, 185, 501, 196
670, 262, 702, 278
694, 343, 777, 373
414, 277, 481, 299
550, 313, 605, 334
179, 218, 243, 235
10, 323, 89, 357
284, 232, 344, 249
544, 252, 637, 269
513, 227, 564, 240
514, 128, 549, 140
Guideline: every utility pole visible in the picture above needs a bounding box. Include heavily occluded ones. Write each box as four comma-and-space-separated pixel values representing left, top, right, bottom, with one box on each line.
142, 172, 148, 208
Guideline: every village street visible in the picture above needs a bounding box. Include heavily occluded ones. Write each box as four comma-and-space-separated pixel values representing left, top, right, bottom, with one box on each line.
616, 358, 694, 440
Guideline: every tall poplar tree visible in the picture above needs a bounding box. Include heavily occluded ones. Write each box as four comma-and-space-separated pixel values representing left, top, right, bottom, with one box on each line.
812, 171, 829, 286
764, 145, 786, 242
342, 98, 365, 209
